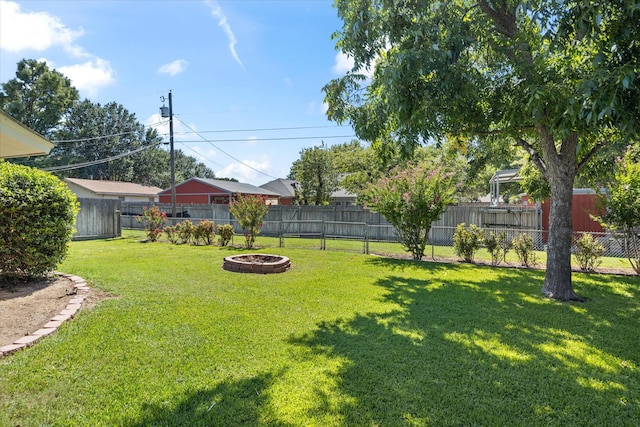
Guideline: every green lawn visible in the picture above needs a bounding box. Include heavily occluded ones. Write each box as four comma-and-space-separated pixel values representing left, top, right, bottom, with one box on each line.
1, 230, 639, 426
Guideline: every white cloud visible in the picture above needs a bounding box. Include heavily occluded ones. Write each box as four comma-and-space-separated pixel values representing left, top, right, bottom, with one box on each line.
307, 101, 329, 116
205, 0, 244, 68
158, 59, 188, 76
58, 58, 115, 97
332, 51, 354, 75
0, 0, 84, 54
216, 158, 271, 185
332, 51, 374, 79
0, 1, 116, 97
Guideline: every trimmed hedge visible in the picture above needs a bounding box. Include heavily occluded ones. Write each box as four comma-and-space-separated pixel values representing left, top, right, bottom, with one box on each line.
0, 161, 79, 280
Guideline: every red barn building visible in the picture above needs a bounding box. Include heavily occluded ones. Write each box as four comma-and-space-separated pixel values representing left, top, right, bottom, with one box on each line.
159, 178, 281, 205
521, 189, 605, 233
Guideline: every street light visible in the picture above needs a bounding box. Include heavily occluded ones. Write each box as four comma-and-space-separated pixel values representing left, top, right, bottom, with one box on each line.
160, 91, 176, 221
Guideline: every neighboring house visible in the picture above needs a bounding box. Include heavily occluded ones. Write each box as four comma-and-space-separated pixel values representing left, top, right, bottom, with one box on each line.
65, 178, 163, 202
158, 178, 281, 205
260, 178, 357, 206
260, 178, 297, 205
0, 110, 54, 158
330, 188, 357, 206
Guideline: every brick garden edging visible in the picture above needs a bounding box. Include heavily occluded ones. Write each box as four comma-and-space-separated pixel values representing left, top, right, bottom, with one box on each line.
0, 273, 90, 358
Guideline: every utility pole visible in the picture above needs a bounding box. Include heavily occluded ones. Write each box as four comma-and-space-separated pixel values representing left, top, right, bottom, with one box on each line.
168, 90, 176, 221
160, 91, 176, 221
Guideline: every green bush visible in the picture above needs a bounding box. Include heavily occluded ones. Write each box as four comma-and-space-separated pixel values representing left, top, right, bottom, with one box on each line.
176, 220, 195, 244
193, 220, 216, 245
217, 224, 234, 246
573, 233, 605, 271
513, 233, 538, 267
0, 161, 79, 281
484, 231, 509, 266
163, 225, 179, 244
453, 223, 484, 263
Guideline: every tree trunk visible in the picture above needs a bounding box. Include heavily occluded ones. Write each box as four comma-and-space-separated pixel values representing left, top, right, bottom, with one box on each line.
542, 174, 583, 300
538, 129, 584, 301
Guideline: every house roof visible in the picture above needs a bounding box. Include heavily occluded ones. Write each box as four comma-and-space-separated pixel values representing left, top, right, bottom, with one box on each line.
259, 178, 297, 197
0, 110, 55, 159
162, 177, 280, 197
65, 178, 163, 196
259, 178, 356, 200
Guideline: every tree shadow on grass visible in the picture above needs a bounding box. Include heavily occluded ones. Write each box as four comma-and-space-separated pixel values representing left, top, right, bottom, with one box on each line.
290, 260, 640, 425
125, 371, 293, 427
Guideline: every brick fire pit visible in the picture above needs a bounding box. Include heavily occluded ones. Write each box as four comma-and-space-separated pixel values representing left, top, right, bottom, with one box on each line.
223, 254, 291, 274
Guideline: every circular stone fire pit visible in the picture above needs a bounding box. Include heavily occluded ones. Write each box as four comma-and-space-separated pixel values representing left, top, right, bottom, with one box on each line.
223, 254, 291, 274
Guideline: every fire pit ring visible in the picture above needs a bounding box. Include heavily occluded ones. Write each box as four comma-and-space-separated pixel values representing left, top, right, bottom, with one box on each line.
223, 254, 291, 274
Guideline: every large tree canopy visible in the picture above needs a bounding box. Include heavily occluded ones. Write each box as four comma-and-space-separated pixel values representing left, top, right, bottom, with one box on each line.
325, 0, 639, 300
46, 99, 215, 188
0, 59, 79, 137
288, 143, 340, 205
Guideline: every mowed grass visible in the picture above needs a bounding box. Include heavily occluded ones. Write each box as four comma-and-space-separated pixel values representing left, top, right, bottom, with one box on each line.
0, 230, 638, 426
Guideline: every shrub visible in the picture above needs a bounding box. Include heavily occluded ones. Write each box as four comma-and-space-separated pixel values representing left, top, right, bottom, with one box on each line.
513, 233, 538, 267
194, 220, 216, 245
573, 233, 605, 271
229, 195, 269, 249
453, 223, 484, 262
176, 220, 195, 244
362, 162, 456, 260
0, 161, 79, 281
164, 225, 179, 244
135, 206, 166, 242
498, 234, 513, 264
217, 224, 235, 246
484, 231, 508, 266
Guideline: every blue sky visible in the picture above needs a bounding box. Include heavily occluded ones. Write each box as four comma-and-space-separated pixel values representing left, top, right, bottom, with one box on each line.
0, 0, 359, 185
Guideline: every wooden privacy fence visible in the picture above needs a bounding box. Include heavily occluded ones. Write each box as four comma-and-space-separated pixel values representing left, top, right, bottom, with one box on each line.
120, 203, 542, 231
73, 198, 121, 240
117, 202, 633, 258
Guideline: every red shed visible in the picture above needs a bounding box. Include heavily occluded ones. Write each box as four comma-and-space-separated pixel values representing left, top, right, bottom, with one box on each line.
521, 189, 605, 233
159, 178, 281, 205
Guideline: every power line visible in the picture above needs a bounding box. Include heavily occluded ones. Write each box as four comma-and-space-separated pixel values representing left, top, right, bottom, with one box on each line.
42, 142, 162, 172
52, 120, 168, 143
174, 117, 279, 181
175, 124, 346, 134
170, 135, 356, 143
51, 122, 353, 144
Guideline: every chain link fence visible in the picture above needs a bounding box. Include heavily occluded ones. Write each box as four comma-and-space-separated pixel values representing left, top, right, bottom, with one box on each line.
125, 211, 632, 259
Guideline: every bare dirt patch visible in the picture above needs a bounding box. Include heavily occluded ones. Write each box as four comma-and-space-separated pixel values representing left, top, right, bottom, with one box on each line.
0, 275, 109, 348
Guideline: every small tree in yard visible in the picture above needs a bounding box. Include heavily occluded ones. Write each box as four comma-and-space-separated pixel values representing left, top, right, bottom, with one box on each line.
363, 162, 455, 260
136, 206, 166, 242
193, 220, 216, 245
0, 161, 79, 281
599, 146, 640, 274
229, 195, 269, 249
573, 234, 605, 272
453, 223, 484, 263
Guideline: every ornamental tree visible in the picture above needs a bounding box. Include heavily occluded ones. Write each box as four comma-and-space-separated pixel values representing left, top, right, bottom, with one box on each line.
229, 195, 270, 249
324, 1, 639, 300
135, 206, 167, 242
362, 162, 456, 260
600, 145, 640, 273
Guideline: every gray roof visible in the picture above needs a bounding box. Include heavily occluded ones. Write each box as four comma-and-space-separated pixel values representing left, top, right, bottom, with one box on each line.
259, 178, 297, 197
65, 178, 163, 196
174, 178, 280, 196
